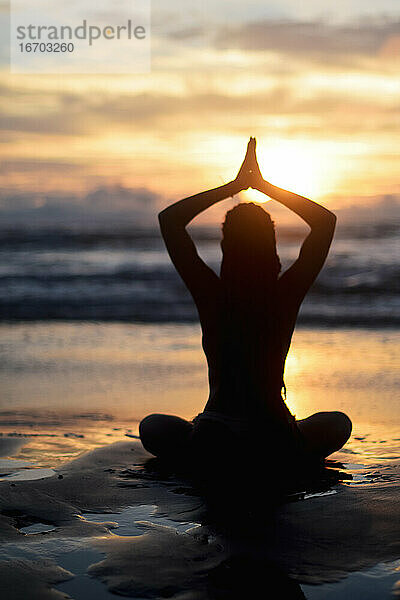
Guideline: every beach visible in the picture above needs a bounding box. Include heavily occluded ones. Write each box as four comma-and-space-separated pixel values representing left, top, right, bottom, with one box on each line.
0, 320, 399, 599
2, 0, 400, 595
0, 216, 399, 599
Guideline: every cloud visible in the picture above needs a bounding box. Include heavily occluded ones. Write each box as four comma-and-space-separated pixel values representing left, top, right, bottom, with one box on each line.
84, 185, 161, 211
0, 159, 83, 175
213, 18, 400, 66
335, 193, 400, 224
167, 26, 205, 41
1, 83, 398, 141
0, 15, 398, 145
0, 185, 164, 226
1, 185, 398, 230
0, 15, 398, 201
0, 113, 87, 136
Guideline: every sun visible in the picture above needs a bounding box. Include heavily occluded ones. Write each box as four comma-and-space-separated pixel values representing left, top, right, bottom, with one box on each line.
243, 139, 335, 203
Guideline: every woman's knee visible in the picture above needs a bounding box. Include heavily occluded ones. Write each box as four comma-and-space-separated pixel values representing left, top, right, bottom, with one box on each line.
297, 411, 352, 457
139, 414, 193, 457
139, 414, 160, 451
327, 411, 352, 444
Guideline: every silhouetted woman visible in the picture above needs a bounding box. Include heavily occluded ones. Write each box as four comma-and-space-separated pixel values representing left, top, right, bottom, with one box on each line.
139, 138, 352, 482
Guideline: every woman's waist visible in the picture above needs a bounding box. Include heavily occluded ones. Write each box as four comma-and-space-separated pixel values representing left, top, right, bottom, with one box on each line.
193, 405, 298, 434
205, 384, 288, 416
193, 410, 253, 434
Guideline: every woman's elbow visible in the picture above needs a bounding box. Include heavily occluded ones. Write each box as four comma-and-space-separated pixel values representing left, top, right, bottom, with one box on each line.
158, 208, 183, 236
311, 211, 336, 234
322, 210, 336, 230
158, 209, 172, 231
158, 208, 168, 223
328, 211, 337, 229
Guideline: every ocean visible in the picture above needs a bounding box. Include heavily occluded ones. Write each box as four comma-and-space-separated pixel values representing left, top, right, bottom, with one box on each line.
0, 221, 399, 326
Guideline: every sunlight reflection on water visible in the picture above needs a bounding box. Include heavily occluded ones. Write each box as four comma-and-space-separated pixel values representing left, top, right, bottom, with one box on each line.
0, 323, 398, 485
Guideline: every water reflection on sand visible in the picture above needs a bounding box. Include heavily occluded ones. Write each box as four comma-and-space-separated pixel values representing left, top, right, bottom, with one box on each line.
0, 323, 399, 598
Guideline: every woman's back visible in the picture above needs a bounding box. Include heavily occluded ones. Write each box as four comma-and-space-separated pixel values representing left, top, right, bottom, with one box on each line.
198, 269, 297, 423
139, 138, 352, 478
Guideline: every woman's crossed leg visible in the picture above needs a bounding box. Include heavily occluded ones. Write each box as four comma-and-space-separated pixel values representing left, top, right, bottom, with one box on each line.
139, 411, 352, 461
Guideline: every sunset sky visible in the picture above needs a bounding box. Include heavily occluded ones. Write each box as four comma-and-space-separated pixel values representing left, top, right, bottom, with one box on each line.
0, 0, 399, 223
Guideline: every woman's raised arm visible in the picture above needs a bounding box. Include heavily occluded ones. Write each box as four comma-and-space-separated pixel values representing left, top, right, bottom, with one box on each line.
254, 179, 336, 230
249, 139, 336, 304
159, 137, 255, 230
159, 181, 241, 231
158, 138, 254, 312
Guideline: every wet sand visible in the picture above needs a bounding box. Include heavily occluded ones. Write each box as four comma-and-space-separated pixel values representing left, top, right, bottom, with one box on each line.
0, 436, 399, 599
0, 323, 399, 598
